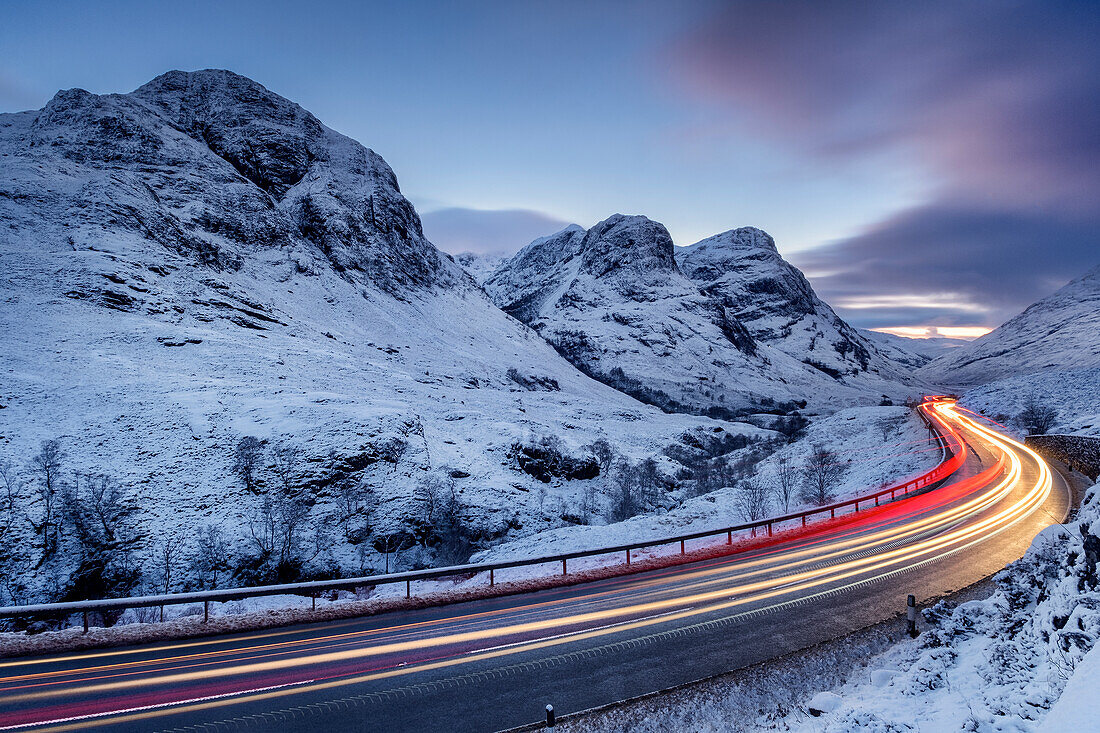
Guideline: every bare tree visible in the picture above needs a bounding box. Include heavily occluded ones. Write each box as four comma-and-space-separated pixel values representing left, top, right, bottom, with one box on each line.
0, 459, 29, 604
232, 436, 264, 494
586, 438, 615, 478
0, 458, 22, 539
155, 537, 183, 621
195, 524, 230, 589
578, 481, 600, 524
736, 477, 772, 531
61, 473, 127, 556
608, 458, 641, 522
771, 455, 798, 514
157, 536, 183, 595
416, 470, 472, 564
333, 474, 373, 541
29, 439, 65, 558
636, 458, 661, 508
801, 444, 846, 506
372, 532, 413, 574
1018, 399, 1059, 435
270, 441, 302, 496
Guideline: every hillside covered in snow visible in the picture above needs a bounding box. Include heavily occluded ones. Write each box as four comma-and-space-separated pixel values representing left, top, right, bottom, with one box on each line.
0, 70, 772, 602
920, 264, 1100, 387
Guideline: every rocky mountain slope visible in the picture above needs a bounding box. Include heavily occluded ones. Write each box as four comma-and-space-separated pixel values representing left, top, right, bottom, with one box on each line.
676, 228, 906, 383
483, 217, 915, 415
0, 70, 767, 600
919, 264, 1100, 386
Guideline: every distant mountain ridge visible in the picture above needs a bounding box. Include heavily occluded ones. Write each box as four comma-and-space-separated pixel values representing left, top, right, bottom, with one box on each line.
483, 215, 915, 414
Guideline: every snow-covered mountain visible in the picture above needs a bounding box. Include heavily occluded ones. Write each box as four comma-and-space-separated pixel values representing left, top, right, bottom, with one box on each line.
455, 252, 506, 284
676, 228, 905, 383
0, 71, 766, 595
861, 330, 964, 370
483, 216, 914, 415
919, 265, 1100, 386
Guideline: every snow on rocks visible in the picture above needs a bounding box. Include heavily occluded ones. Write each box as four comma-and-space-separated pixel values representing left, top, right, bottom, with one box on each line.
807, 691, 842, 715
959, 366, 1100, 438
483, 216, 917, 415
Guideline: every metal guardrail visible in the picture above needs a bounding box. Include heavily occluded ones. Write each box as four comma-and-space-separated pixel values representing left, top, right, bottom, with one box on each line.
0, 401, 963, 631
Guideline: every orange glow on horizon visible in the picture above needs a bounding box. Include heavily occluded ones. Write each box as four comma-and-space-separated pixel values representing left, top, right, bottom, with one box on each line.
872, 326, 992, 340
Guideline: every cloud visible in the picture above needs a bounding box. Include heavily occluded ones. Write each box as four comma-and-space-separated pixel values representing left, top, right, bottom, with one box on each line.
792, 204, 1100, 328
669, 0, 1100, 328
419, 207, 572, 256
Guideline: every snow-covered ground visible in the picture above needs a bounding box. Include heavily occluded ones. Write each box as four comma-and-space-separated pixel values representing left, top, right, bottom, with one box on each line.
960, 367, 1100, 437
476, 405, 940, 565
555, 477, 1100, 733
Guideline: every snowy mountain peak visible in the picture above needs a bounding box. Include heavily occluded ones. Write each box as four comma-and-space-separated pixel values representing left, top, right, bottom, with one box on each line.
577, 214, 679, 283
12, 68, 459, 295
484, 216, 914, 414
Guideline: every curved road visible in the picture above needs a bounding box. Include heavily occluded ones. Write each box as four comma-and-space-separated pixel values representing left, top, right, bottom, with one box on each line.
0, 400, 1074, 732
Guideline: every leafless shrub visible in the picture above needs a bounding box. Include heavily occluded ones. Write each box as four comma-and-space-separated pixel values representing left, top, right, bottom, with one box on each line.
771, 455, 798, 514
736, 477, 772, 528
801, 444, 846, 506
232, 436, 263, 493
29, 439, 65, 558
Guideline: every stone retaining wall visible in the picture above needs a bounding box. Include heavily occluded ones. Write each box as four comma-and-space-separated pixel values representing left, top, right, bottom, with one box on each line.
1025, 434, 1100, 480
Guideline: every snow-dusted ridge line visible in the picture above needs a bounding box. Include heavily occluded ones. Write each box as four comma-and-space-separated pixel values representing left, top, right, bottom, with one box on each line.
0, 404, 957, 624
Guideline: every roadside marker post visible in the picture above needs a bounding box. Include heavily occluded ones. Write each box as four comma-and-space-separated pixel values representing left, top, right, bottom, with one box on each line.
906, 594, 918, 638
545, 703, 555, 727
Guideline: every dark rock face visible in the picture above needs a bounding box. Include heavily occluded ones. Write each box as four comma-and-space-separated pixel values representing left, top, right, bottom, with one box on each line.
12, 69, 458, 295
577, 214, 679, 285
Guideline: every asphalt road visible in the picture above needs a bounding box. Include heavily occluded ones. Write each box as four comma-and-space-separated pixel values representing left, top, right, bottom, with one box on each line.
0, 401, 1074, 732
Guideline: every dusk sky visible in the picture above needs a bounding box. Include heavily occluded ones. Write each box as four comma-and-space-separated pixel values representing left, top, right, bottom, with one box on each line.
2, 0, 1096, 336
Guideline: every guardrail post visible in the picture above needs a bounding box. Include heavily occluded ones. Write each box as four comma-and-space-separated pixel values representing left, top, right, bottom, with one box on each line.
767, 522, 772, 537
546, 703, 555, 727
204, 600, 209, 623
311, 593, 316, 611
490, 568, 495, 586
727, 530, 732, 545
854, 500, 859, 513
406, 579, 411, 598
625, 549, 630, 565
802, 515, 807, 527
680, 539, 685, 555
875, 495, 880, 506
83, 610, 88, 634
562, 558, 567, 575
830, 508, 835, 519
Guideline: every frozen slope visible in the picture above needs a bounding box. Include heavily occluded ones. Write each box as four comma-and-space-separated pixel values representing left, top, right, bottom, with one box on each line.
919, 264, 1100, 387
0, 70, 759, 595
